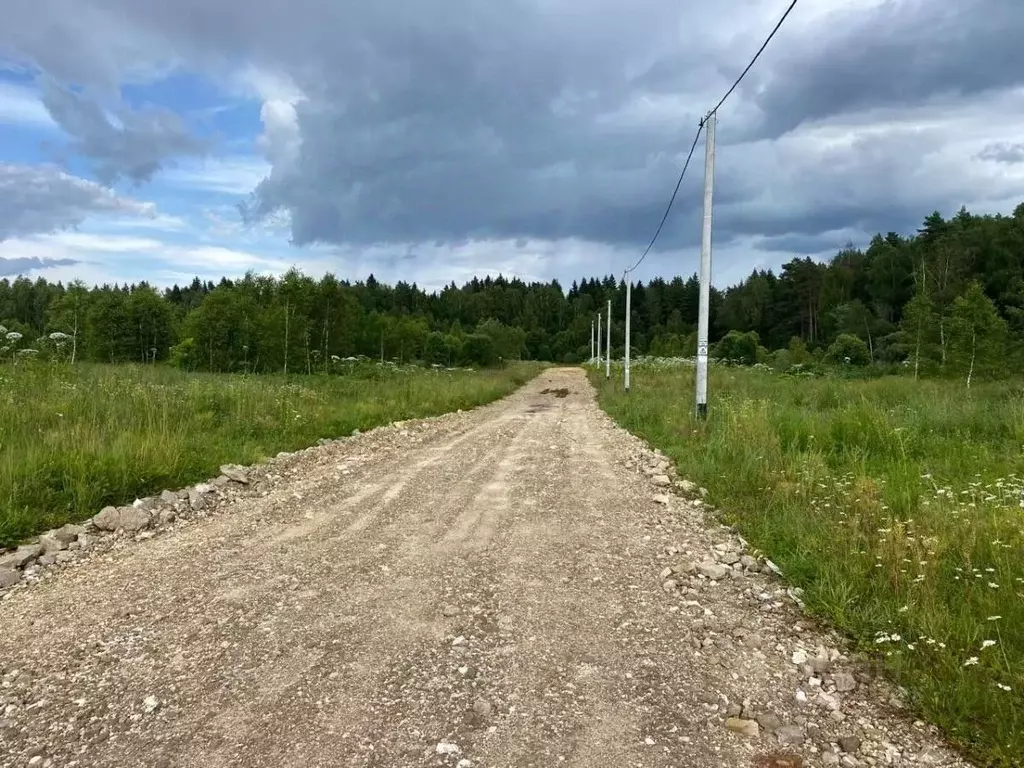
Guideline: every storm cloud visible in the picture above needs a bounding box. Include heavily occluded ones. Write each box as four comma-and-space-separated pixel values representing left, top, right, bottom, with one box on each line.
2, 0, 1024, 281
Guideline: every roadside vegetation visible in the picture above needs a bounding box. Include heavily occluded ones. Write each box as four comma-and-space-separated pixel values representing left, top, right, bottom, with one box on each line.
0, 360, 543, 548
591, 362, 1024, 767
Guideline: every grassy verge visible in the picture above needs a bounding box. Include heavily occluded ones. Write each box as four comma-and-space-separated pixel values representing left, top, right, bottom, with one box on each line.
590, 363, 1023, 767
1, 361, 543, 547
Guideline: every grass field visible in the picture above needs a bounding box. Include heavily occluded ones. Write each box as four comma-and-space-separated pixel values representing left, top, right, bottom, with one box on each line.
591, 362, 1024, 767
0, 361, 543, 548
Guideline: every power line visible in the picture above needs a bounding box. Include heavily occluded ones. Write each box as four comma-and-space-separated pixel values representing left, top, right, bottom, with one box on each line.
708, 0, 799, 119
624, 124, 704, 275
624, 0, 799, 276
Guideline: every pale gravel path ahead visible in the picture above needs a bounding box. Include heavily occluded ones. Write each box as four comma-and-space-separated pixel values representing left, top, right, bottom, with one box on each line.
0, 368, 969, 768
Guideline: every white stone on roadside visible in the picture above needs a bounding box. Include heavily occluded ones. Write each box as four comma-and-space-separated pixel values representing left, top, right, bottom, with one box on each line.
725, 718, 759, 738
143, 695, 161, 714
698, 562, 730, 580
436, 742, 461, 755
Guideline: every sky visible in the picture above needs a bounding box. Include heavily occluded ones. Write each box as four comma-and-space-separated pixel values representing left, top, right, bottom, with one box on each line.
1, 0, 1023, 292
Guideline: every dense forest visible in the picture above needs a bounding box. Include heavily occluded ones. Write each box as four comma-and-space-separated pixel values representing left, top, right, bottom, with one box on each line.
1, 203, 1023, 378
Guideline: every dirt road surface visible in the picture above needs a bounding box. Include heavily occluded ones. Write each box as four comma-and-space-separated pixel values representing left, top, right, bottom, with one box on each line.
0, 369, 969, 768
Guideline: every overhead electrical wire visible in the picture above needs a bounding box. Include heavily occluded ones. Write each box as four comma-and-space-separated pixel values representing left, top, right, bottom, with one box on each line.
624, 0, 799, 277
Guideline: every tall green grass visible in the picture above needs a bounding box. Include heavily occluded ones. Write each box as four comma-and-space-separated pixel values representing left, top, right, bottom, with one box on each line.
0, 361, 542, 547
591, 364, 1024, 767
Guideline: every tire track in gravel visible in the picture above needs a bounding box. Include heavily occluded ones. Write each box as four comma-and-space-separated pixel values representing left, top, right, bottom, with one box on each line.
0, 368, 972, 768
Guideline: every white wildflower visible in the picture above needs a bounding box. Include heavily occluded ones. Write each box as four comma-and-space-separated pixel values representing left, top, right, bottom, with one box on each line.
964, 657, 979, 666
981, 640, 997, 650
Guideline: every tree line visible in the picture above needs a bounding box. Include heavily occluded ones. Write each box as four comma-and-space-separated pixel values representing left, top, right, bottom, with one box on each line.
1, 202, 1022, 380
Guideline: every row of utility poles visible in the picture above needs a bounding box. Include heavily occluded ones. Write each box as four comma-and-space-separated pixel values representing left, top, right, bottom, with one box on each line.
591, 112, 716, 420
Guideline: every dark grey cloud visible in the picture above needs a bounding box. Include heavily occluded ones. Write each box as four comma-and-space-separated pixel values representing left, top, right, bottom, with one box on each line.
979, 142, 1024, 164
0, 256, 78, 276
2, 0, 1024, 278
0, 163, 155, 240
40, 79, 209, 184
751, 0, 1024, 139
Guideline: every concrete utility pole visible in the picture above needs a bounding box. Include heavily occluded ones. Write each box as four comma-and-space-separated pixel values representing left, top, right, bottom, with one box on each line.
605, 300, 611, 379
590, 320, 595, 362
597, 312, 602, 366
624, 277, 632, 391
696, 112, 716, 420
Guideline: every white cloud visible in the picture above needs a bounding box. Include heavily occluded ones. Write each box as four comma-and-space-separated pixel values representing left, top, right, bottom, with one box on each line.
0, 163, 156, 240
0, 81, 55, 128
161, 155, 270, 194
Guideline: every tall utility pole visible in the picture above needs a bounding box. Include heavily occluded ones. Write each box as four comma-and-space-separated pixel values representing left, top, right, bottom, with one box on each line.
695, 112, 716, 420
605, 300, 611, 379
590, 320, 595, 362
597, 312, 602, 366
624, 277, 632, 391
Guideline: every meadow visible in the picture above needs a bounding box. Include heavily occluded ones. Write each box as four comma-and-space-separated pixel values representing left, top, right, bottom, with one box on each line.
0, 360, 543, 548
591, 362, 1024, 767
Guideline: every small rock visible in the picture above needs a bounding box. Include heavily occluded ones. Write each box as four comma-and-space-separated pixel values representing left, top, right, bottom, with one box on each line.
838, 735, 861, 754
472, 698, 492, 717
810, 655, 830, 674
698, 561, 730, 580
158, 509, 177, 526
740, 555, 759, 570
652, 494, 670, 505
726, 702, 742, 717
219, 464, 249, 484
651, 474, 671, 487
661, 579, 679, 593
717, 550, 740, 566
52, 524, 86, 544
776, 725, 805, 745
452, 636, 467, 647
38, 533, 68, 555
0, 569, 20, 589
791, 649, 808, 665
679, 479, 698, 494
436, 742, 461, 756
53, 551, 76, 564
0, 544, 42, 570
756, 713, 783, 733
833, 672, 857, 692
38, 554, 57, 566
659, 567, 674, 579
840, 756, 860, 767
442, 605, 460, 617
456, 760, 473, 768
822, 753, 840, 766
725, 718, 760, 738
143, 695, 161, 714
93, 506, 151, 533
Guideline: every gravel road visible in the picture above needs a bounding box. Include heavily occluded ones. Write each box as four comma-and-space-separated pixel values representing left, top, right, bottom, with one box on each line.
0, 368, 970, 768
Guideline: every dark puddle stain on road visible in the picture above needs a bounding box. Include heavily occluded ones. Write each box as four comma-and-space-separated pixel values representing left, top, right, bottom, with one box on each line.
540, 388, 570, 398
753, 754, 803, 768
